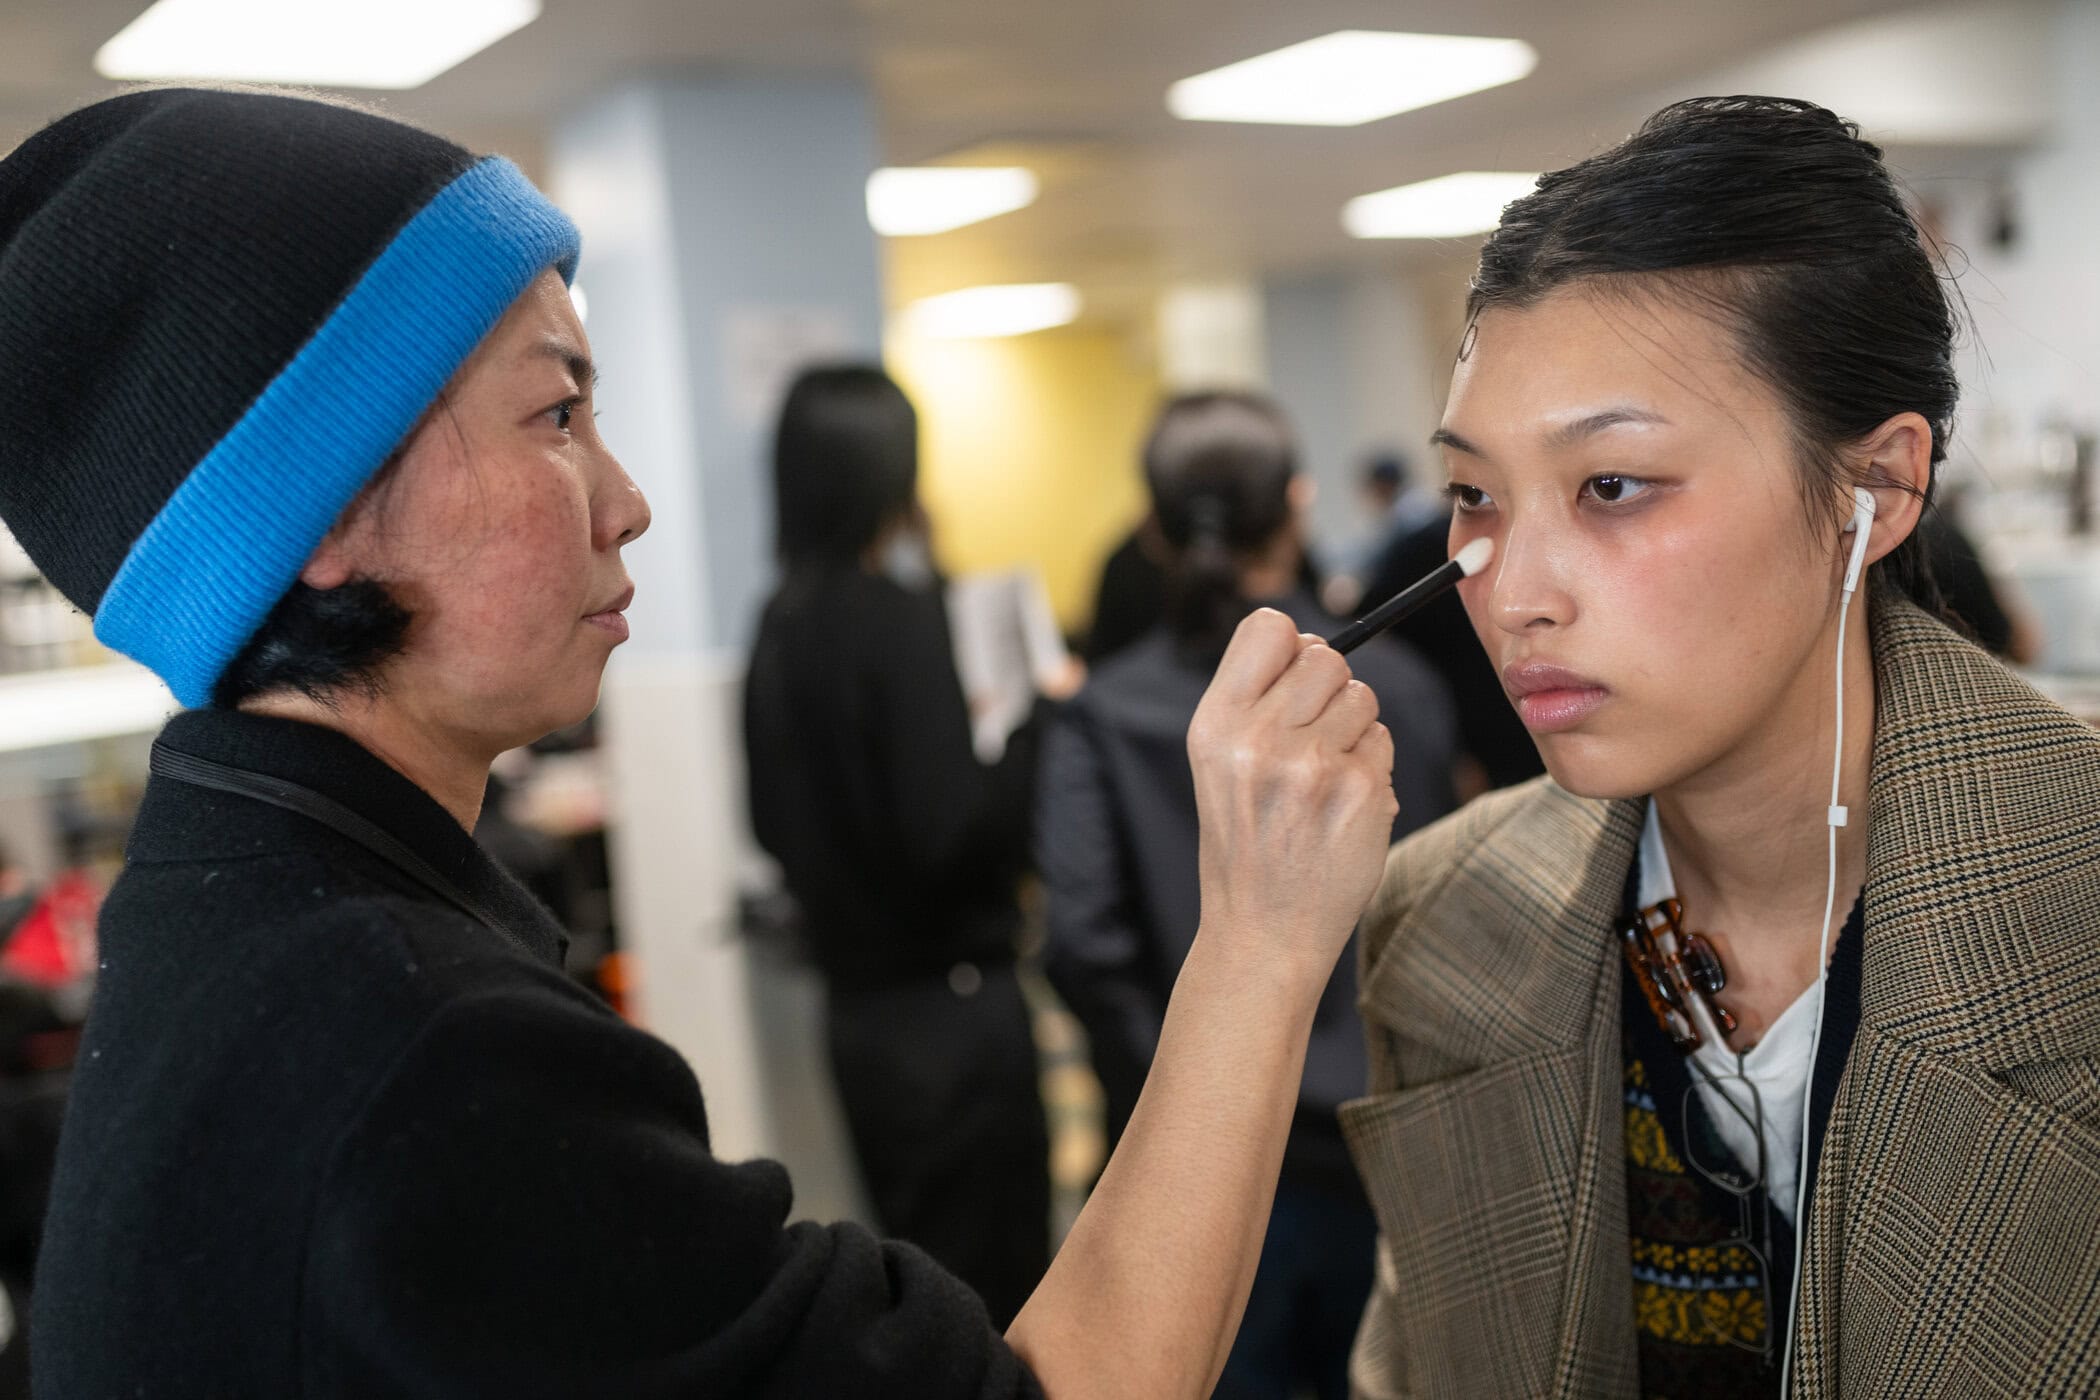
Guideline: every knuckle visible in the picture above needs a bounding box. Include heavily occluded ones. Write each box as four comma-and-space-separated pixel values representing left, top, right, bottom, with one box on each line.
1305, 645, 1347, 680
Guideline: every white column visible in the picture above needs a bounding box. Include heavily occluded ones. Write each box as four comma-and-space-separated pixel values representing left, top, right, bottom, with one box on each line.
550, 74, 883, 1221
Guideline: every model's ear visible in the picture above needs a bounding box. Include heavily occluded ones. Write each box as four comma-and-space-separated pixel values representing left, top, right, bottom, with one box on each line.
1853, 410, 1932, 567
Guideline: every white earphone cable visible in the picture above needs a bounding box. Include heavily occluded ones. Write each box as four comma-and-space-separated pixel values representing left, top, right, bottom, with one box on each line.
1779, 501, 1865, 1394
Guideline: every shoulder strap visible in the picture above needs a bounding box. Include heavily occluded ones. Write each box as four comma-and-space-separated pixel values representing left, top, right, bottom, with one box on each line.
149, 744, 527, 952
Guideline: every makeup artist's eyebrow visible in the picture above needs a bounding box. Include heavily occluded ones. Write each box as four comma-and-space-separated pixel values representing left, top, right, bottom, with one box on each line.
1543, 406, 1668, 451
530, 339, 599, 392
1429, 426, 1487, 459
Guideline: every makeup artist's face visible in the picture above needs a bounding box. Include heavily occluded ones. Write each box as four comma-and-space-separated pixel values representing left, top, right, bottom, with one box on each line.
1438, 284, 1851, 800
314, 271, 652, 751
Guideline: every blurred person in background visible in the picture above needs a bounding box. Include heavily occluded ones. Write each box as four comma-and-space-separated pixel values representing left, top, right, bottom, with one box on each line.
1323, 450, 1452, 617
1038, 392, 1457, 1400
1359, 506, 1548, 798
1349, 96, 2100, 1398
1088, 472, 1327, 667
0, 838, 71, 1400
1082, 511, 1171, 665
743, 364, 1068, 1326
1910, 494, 2042, 664
3, 87, 1411, 1400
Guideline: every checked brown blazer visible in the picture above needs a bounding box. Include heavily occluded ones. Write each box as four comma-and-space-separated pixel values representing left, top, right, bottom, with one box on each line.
1343, 601, 2100, 1399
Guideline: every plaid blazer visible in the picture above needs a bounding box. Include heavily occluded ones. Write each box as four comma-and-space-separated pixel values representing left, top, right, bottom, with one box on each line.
1343, 601, 2100, 1398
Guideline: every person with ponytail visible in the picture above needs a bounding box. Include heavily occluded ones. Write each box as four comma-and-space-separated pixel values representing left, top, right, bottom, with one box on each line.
1037, 391, 1457, 1400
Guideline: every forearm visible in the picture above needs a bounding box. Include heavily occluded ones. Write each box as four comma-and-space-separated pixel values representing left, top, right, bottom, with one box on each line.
1007, 931, 1321, 1399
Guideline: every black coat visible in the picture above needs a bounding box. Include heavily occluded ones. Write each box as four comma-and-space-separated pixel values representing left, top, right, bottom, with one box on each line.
32, 709, 1038, 1399
743, 566, 1038, 985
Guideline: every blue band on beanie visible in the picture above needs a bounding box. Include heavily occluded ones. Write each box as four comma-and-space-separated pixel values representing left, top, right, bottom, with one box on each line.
94, 156, 580, 708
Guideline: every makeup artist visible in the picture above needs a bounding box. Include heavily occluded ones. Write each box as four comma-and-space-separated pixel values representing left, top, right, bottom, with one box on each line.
0, 89, 1404, 1399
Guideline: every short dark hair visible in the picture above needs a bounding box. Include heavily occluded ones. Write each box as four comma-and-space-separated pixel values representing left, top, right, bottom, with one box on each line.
1364, 454, 1406, 493
212, 577, 410, 708
1143, 391, 1297, 663
771, 365, 918, 568
1468, 95, 1960, 604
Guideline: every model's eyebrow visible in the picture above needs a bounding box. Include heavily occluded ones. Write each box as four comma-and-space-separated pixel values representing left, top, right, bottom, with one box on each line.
1431, 408, 1669, 463
529, 339, 599, 392
1543, 406, 1669, 451
1430, 426, 1487, 459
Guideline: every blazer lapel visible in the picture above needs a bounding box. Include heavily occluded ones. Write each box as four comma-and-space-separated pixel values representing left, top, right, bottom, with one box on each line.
1792, 601, 2100, 1396
1348, 784, 1643, 1398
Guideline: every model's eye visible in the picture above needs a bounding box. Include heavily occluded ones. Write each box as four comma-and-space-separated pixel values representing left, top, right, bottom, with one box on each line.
1583, 474, 1652, 505
548, 399, 579, 433
1444, 482, 1494, 513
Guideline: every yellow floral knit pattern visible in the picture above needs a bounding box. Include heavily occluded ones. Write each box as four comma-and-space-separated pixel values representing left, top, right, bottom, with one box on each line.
1624, 1058, 1767, 1349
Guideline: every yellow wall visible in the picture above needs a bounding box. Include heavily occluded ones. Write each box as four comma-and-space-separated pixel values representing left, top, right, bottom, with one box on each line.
888, 325, 1157, 636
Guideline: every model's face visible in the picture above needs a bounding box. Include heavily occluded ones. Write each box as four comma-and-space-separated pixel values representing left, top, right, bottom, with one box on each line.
1439, 286, 1853, 799
325, 270, 651, 751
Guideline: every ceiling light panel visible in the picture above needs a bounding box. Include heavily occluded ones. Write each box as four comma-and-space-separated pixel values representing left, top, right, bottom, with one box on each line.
1343, 171, 1542, 239
900, 284, 1081, 339
867, 167, 1039, 237
1169, 30, 1537, 127
96, 0, 542, 90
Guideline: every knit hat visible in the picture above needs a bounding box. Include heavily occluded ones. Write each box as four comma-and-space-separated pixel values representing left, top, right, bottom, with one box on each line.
0, 87, 580, 707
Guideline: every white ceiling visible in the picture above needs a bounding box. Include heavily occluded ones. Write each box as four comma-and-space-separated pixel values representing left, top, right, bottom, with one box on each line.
0, 0, 2045, 314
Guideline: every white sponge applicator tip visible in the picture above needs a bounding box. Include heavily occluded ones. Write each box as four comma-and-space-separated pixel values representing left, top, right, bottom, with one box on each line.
1455, 537, 1495, 577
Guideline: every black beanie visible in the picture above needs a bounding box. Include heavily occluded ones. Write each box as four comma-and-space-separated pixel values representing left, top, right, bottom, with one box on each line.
0, 87, 579, 706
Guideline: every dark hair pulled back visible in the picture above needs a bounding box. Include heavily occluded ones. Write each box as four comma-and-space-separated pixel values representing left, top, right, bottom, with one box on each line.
1469, 95, 1961, 604
1144, 391, 1297, 663
772, 364, 919, 570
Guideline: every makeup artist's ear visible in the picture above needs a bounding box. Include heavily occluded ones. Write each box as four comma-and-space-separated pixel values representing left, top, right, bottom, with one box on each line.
297, 482, 388, 591
297, 532, 358, 592
1288, 475, 1316, 520
1850, 410, 1932, 567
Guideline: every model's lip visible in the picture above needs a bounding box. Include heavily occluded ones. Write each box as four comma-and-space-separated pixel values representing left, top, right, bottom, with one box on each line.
584, 584, 634, 619
1501, 661, 1608, 699
1502, 661, 1610, 734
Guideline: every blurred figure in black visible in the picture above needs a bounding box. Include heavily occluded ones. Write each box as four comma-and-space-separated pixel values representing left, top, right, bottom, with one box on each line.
1324, 451, 1449, 619
1361, 512, 1546, 797
1082, 516, 1171, 665
743, 365, 1068, 1326
1911, 498, 2040, 664
1038, 392, 1456, 1400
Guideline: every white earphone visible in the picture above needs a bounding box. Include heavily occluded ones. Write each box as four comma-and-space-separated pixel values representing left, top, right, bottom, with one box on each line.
1781, 484, 1875, 1393
1840, 486, 1876, 596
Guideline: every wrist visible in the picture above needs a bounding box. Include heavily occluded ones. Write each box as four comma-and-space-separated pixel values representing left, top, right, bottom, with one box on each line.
1186, 919, 1337, 1004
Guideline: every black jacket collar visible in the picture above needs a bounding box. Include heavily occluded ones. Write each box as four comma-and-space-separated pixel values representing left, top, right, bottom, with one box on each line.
131, 708, 569, 968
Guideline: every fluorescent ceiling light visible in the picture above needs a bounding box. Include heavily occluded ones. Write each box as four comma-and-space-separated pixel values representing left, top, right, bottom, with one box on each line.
1344, 171, 1541, 239
1169, 30, 1536, 126
96, 0, 541, 90
867, 167, 1039, 237
901, 284, 1080, 339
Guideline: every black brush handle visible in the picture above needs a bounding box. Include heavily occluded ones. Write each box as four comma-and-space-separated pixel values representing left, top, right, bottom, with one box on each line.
1326, 557, 1466, 656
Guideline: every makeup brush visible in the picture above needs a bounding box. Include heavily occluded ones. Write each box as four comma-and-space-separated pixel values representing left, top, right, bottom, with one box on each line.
1327, 537, 1495, 656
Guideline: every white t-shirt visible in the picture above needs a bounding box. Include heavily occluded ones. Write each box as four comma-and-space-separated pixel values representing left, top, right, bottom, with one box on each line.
1638, 801, 1819, 1223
